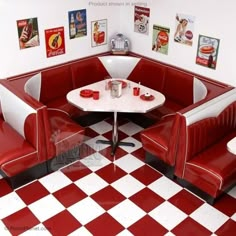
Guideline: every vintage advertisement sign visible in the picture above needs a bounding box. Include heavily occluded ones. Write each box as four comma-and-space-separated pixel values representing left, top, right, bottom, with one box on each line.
196, 35, 220, 69
152, 24, 170, 55
174, 13, 195, 46
68, 9, 87, 39
45, 27, 65, 58
134, 6, 150, 35
91, 19, 107, 47
17, 17, 40, 50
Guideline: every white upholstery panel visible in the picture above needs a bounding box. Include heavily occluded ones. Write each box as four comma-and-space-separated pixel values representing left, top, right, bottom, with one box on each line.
98, 56, 141, 78
184, 88, 236, 126
24, 72, 42, 101
0, 84, 36, 138
193, 77, 208, 103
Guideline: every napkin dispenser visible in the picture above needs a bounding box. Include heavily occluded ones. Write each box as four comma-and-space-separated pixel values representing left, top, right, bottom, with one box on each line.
110, 80, 122, 98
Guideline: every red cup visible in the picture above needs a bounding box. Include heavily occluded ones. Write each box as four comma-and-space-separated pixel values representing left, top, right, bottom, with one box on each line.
133, 87, 140, 96
93, 91, 99, 100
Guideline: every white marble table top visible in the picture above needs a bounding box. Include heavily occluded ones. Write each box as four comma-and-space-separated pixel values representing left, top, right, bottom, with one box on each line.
67, 79, 165, 113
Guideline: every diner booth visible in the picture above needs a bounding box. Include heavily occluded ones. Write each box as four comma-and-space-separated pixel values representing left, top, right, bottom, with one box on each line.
0, 1, 236, 235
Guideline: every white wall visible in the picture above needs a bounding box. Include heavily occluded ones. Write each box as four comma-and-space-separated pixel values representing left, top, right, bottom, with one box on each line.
1, 0, 236, 87
120, 0, 236, 86
0, 0, 121, 78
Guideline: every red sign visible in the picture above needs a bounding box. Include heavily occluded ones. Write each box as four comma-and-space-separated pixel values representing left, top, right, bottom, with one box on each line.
45, 27, 65, 58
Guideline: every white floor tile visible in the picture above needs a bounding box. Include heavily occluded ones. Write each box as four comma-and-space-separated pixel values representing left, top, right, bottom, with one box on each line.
227, 185, 236, 198
119, 137, 142, 153
19, 223, 52, 236
0, 192, 26, 219
108, 199, 145, 228
149, 201, 187, 230
116, 229, 134, 236
39, 171, 72, 193
232, 212, 236, 221
89, 120, 112, 134
148, 176, 182, 200
84, 135, 110, 151
80, 153, 111, 172
111, 174, 145, 198
114, 154, 144, 173
68, 226, 93, 236
74, 172, 108, 196
28, 195, 65, 222
68, 197, 105, 225
119, 122, 143, 136
190, 203, 229, 232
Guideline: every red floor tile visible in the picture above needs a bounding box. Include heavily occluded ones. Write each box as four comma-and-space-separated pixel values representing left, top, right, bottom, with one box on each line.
61, 161, 92, 181
95, 163, 127, 184
171, 217, 211, 236
84, 127, 99, 139
99, 146, 128, 161
0, 178, 13, 197
215, 219, 236, 236
2, 207, 40, 236
102, 129, 129, 142
131, 147, 146, 162
128, 214, 168, 236
16, 181, 50, 205
43, 210, 81, 236
53, 183, 87, 208
85, 212, 124, 236
91, 185, 126, 210
213, 194, 236, 217
129, 187, 165, 212
130, 164, 162, 186
168, 189, 204, 215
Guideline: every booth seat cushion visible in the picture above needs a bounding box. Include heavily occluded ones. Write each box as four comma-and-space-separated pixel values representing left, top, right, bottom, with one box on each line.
0, 118, 38, 177
184, 131, 236, 196
140, 114, 176, 165
46, 109, 85, 158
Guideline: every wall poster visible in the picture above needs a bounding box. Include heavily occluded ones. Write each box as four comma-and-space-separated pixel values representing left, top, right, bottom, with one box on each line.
68, 9, 87, 39
44, 27, 65, 58
152, 25, 170, 55
134, 6, 150, 35
91, 19, 107, 47
196, 35, 220, 69
174, 13, 195, 46
17, 17, 40, 50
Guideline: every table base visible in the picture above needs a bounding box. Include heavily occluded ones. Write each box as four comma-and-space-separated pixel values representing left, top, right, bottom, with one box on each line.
96, 139, 135, 156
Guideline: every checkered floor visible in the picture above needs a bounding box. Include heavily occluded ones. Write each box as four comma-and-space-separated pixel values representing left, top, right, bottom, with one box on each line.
0, 117, 236, 236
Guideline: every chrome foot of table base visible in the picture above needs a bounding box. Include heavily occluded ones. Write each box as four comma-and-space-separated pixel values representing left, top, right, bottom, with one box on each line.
96, 140, 135, 155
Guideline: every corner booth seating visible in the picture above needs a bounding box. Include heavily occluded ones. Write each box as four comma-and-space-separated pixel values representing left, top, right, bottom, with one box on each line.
0, 80, 85, 188
141, 88, 236, 204
2, 53, 233, 190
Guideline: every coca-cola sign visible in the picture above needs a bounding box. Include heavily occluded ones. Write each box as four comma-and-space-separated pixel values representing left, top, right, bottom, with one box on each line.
45, 27, 65, 58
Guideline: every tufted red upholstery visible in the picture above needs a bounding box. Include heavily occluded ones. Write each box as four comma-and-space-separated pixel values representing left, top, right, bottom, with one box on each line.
175, 101, 236, 200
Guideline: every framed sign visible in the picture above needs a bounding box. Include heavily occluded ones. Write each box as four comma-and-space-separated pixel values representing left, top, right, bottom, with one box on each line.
91, 19, 107, 47
196, 35, 220, 69
45, 27, 65, 58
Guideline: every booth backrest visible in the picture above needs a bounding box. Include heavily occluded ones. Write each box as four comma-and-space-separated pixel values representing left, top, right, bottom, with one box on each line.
98, 55, 141, 78
70, 57, 108, 88
175, 88, 236, 177
0, 80, 47, 161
